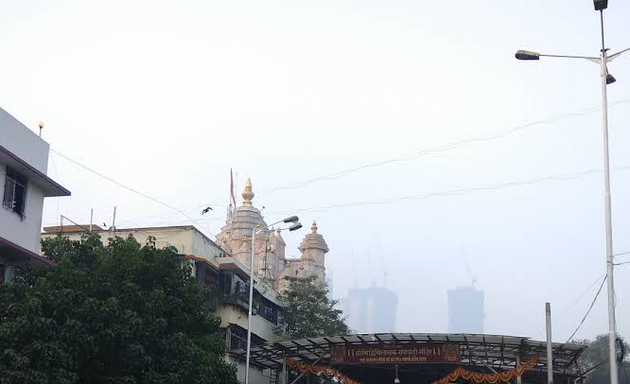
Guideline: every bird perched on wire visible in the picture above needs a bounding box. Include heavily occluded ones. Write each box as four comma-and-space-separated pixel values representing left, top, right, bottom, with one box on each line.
202, 206, 213, 215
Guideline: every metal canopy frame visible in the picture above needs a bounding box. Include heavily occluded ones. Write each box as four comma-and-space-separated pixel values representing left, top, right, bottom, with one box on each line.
230, 333, 585, 376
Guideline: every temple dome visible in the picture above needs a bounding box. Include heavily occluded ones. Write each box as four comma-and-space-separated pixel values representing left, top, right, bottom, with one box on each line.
216, 178, 267, 245
298, 221, 329, 253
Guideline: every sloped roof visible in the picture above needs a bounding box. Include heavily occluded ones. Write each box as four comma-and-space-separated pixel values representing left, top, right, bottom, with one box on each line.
230, 332, 585, 375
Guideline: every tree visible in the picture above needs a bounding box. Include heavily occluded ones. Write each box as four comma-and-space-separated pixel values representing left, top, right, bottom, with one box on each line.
575, 334, 630, 384
274, 276, 349, 339
0, 233, 238, 384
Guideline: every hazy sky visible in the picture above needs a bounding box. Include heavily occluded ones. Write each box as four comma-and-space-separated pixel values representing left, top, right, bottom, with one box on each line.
2, 0, 630, 342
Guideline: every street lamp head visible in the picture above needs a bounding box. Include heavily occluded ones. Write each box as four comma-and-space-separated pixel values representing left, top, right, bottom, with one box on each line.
593, 0, 608, 11
288, 222, 302, 232
515, 50, 540, 60
283, 215, 299, 223
606, 74, 616, 85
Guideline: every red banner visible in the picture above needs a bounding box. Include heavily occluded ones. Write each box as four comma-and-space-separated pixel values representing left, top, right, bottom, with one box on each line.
331, 344, 461, 365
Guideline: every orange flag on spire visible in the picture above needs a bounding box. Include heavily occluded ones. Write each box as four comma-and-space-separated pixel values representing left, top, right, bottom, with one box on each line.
230, 169, 237, 208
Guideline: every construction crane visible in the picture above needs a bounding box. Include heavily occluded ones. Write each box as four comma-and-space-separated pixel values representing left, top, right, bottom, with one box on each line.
462, 249, 478, 287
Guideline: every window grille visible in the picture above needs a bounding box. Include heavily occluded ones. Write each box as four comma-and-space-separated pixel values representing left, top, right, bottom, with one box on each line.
2, 167, 27, 218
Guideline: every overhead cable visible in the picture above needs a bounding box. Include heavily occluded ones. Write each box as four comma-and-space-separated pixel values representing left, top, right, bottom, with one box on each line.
268, 166, 630, 216
565, 275, 607, 344
262, 100, 630, 196
50, 149, 210, 234
557, 274, 606, 317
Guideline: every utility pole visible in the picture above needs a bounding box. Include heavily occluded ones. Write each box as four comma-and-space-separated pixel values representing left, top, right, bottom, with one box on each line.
515, 3, 630, 381
546, 303, 553, 384
111, 206, 117, 236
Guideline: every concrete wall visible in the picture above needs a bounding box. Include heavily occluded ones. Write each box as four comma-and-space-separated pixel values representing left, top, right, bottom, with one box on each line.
226, 355, 270, 384
41, 227, 197, 255
190, 230, 224, 266
0, 107, 49, 173
0, 107, 51, 255
0, 161, 46, 253
215, 303, 279, 343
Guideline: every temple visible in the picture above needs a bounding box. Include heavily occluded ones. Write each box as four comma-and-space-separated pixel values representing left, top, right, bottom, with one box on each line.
215, 178, 329, 293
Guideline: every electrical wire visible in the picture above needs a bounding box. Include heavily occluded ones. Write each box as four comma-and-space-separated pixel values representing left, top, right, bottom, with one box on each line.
613, 251, 630, 263
114, 203, 224, 225
50, 148, 210, 234
267, 165, 630, 216
565, 275, 607, 344
557, 274, 606, 317
261, 100, 630, 196
49, 102, 630, 235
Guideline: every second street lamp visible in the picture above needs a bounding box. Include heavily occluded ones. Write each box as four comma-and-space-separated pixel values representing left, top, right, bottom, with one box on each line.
515, 3, 628, 384
244, 216, 302, 384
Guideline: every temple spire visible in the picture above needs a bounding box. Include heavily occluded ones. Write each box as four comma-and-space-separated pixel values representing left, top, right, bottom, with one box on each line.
311, 221, 318, 234
242, 178, 254, 206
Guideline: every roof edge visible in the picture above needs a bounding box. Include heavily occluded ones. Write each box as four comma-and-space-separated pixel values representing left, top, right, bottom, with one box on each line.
0, 143, 70, 197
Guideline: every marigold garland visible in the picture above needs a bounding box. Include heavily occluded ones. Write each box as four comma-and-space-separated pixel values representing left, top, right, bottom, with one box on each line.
286, 355, 539, 384
286, 358, 362, 384
430, 355, 540, 384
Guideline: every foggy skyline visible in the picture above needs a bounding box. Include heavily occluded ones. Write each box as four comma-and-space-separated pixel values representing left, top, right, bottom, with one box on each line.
1, 0, 629, 343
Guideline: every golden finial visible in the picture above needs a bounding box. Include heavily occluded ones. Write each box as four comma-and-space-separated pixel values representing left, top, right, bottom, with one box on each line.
311, 220, 318, 234
242, 178, 254, 206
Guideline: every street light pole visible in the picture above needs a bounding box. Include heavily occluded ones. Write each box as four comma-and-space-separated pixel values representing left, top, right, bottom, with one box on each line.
598, 11, 618, 384
244, 226, 257, 384
515, 4, 629, 384
245, 216, 301, 384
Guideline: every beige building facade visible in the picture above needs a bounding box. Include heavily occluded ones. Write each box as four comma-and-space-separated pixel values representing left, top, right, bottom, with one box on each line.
40, 179, 331, 384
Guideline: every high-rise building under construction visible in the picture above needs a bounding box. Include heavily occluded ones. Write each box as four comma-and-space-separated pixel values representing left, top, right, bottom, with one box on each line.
447, 286, 485, 333
342, 286, 398, 333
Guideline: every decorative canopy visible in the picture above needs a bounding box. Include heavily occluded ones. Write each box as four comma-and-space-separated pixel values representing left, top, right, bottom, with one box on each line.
230, 333, 585, 381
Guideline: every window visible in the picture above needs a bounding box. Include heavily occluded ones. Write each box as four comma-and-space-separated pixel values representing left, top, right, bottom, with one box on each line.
226, 325, 264, 350
257, 295, 279, 325
3, 167, 27, 218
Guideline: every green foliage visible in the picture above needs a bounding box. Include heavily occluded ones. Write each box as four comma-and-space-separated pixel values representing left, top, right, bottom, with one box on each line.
0, 233, 238, 384
274, 276, 349, 339
574, 334, 630, 384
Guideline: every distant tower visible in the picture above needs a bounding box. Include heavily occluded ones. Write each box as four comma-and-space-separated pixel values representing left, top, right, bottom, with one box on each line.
342, 286, 398, 333
447, 286, 485, 333
326, 267, 334, 300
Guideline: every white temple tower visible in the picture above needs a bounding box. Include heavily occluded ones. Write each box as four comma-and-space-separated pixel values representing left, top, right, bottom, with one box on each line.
215, 179, 329, 293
